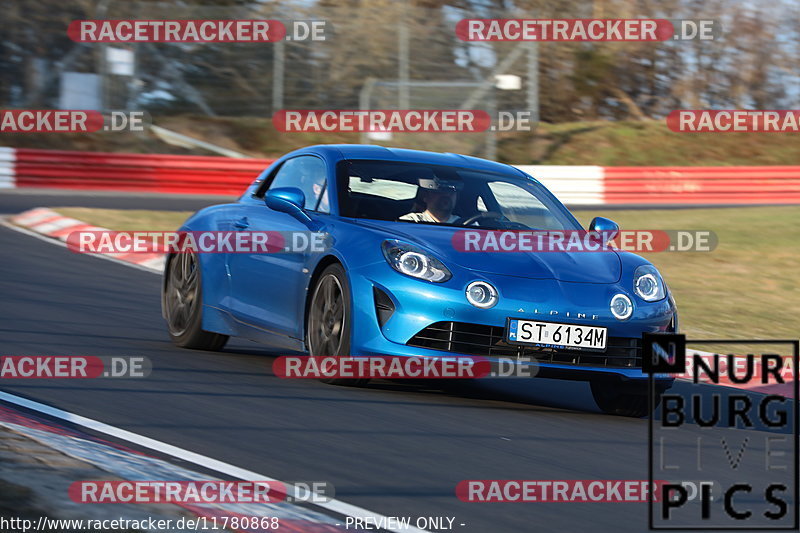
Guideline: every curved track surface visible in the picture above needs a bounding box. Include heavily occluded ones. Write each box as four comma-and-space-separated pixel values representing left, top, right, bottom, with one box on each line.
1, 199, 791, 532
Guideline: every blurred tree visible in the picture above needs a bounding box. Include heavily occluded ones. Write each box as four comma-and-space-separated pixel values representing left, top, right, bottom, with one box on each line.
0, 0, 796, 121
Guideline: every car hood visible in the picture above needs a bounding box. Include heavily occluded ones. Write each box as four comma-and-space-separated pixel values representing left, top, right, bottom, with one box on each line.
353, 219, 622, 283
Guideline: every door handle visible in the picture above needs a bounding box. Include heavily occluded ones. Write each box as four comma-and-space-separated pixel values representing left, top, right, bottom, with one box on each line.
234, 217, 250, 229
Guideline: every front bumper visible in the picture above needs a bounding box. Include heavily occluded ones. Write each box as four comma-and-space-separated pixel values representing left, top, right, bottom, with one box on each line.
347, 261, 677, 381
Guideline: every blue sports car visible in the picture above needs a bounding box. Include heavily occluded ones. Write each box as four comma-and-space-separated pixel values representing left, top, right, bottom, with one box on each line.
162, 145, 677, 417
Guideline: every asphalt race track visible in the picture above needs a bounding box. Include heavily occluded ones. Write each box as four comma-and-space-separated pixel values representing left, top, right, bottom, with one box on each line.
1, 193, 794, 532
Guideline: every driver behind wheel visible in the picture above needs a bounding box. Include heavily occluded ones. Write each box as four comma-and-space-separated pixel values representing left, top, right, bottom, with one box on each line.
399, 176, 462, 223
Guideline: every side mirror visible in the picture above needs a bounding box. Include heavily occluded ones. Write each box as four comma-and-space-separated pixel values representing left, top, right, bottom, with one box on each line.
265, 187, 305, 214
264, 187, 321, 231
589, 216, 619, 240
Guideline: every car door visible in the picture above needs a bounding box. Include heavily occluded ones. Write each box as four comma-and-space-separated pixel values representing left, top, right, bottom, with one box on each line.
225, 154, 330, 339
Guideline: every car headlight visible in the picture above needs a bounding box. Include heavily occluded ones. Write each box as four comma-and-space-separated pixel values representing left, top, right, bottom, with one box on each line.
610, 293, 633, 320
633, 264, 666, 302
466, 281, 498, 309
381, 240, 452, 283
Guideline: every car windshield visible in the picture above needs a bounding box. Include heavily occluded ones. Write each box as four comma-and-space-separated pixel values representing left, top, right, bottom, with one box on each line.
336, 159, 580, 230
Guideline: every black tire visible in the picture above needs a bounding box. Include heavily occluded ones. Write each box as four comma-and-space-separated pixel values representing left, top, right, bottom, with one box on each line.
591, 379, 666, 418
306, 263, 368, 387
163, 252, 228, 351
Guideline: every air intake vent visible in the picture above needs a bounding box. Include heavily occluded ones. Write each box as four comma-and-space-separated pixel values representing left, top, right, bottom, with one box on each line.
373, 287, 395, 328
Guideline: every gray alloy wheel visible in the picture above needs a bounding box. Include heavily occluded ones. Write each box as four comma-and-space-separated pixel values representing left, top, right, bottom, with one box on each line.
164, 252, 228, 351
306, 263, 368, 386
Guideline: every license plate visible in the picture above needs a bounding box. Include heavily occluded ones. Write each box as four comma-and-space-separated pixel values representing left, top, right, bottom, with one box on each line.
507, 319, 607, 351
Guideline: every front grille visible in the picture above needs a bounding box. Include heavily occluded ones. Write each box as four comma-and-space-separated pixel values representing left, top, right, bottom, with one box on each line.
407, 321, 641, 368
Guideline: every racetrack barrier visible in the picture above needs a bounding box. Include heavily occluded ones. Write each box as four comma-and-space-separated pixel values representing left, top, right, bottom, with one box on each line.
601, 166, 800, 205
2, 147, 800, 204
515, 164, 800, 206
0, 147, 15, 188
0, 147, 273, 195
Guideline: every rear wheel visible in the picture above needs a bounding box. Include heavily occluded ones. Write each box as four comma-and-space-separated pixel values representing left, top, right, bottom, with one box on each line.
591, 379, 667, 418
306, 264, 368, 387
164, 252, 228, 351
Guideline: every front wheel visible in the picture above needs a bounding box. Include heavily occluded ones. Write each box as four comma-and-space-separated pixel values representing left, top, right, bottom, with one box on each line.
306, 264, 368, 387
591, 379, 667, 418
163, 252, 228, 351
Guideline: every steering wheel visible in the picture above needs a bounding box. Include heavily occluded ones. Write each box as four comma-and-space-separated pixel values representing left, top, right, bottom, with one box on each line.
457, 211, 531, 230
458, 211, 504, 226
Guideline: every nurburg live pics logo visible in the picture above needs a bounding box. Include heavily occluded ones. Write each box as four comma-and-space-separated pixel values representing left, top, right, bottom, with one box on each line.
643, 332, 799, 530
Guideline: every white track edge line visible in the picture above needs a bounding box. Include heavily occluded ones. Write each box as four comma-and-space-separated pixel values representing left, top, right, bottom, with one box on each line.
0, 391, 431, 533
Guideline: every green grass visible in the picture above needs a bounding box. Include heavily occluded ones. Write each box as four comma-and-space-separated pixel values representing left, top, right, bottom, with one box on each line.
498, 120, 800, 165
50, 205, 800, 348
575, 207, 800, 348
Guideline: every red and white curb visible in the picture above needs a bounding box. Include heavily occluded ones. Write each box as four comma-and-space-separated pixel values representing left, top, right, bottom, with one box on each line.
8, 207, 166, 272
0, 146, 14, 188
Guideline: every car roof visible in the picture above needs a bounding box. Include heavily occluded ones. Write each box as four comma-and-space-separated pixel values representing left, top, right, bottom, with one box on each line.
290, 144, 527, 178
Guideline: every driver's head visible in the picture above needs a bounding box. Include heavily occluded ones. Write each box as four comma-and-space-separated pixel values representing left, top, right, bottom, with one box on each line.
417, 176, 460, 215
421, 188, 457, 214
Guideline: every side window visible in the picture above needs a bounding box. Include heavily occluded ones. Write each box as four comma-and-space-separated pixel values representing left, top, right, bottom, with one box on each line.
348, 177, 418, 200
267, 156, 329, 213
487, 181, 546, 210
